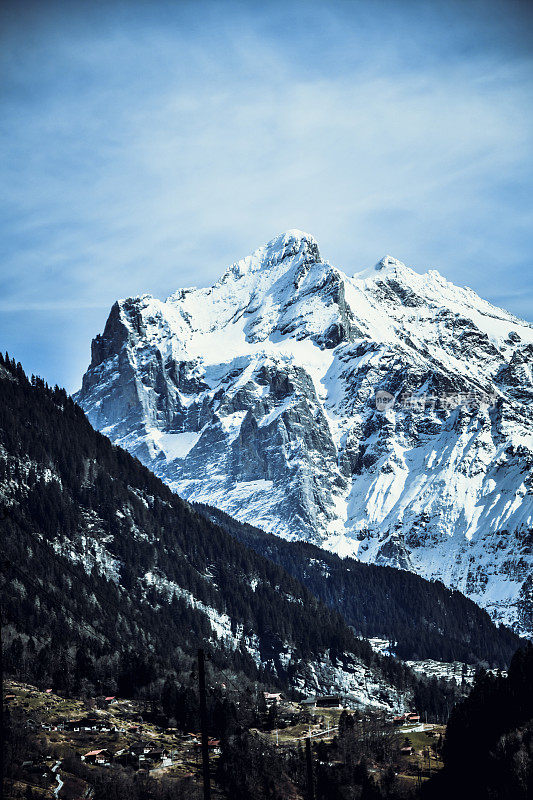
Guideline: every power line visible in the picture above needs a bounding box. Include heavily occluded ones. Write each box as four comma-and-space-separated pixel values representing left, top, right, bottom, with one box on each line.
305, 737, 315, 800
198, 649, 211, 800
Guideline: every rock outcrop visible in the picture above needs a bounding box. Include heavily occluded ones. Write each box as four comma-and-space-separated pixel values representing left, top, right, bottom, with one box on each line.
76, 230, 533, 636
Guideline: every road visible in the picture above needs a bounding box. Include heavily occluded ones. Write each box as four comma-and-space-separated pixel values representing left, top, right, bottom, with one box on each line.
52, 760, 64, 798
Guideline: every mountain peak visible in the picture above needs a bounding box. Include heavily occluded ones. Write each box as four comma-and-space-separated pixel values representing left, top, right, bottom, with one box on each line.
223, 230, 321, 283
77, 233, 533, 637
263, 229, 320, 259
353, 254, 412, 282
375, 254, 406, 271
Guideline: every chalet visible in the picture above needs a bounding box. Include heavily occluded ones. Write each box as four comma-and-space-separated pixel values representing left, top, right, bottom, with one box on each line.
104, 696, 116, 705
4, 694, 16, 702
400, 746, 414, 756
316, 695, 343, 709
145, 748, 169, 764
194, 739, 221, 755
113, 748, 134, 766
263, 692, 283, 706
83, 749, 113, 765
120, 747, 151, 768
392, 712, 420, 725
301, 697, 317, 709
129, 744, 147, 756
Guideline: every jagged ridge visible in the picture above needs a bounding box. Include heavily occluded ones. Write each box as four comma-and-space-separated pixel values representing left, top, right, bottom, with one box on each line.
75, 231, 533, 636
0, 355, 415, 707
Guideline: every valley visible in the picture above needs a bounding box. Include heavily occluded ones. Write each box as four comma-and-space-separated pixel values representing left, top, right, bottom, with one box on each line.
4, 680, 446, 800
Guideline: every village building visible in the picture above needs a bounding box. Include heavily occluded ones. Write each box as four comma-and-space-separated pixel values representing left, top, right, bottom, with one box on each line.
144, 748, 169, 764
194, 739, 221, 756
83, 749, 113, 765
315, 694, 343, 709
113, 748, 129, 765
263, 691, 284, 707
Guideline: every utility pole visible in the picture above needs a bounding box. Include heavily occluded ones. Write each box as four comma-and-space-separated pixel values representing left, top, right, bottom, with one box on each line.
0, 602, 4, 800
305, 737, 314, 800
0, 507, 10, 800
197, 649, 211, 800
0, 561, 11, 800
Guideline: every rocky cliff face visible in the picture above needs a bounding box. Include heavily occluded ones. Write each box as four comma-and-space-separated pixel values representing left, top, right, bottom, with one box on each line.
76, 230, 533, 636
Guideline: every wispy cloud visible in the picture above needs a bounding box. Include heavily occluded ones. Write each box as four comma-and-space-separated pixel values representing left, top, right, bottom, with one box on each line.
1, 0, 532, 389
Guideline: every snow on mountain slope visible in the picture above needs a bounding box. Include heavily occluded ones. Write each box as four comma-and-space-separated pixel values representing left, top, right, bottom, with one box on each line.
76, 230, 533, 636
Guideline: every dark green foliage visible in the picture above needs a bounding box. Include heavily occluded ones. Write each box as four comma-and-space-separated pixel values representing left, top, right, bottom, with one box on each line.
217, 732, 300, 800
218, 716, 414, 800
197, 503, 522, 667
0, 353, 412, 699
423, 643, 533, 799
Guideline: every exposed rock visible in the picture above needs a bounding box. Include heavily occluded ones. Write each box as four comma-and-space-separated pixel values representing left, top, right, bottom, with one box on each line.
76, 230, 533, 636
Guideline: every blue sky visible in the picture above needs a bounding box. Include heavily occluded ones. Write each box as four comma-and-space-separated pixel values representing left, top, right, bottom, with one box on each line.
1, 0, 532, 391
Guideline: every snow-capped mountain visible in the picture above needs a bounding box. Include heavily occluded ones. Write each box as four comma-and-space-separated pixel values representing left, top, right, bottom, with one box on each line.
76, 230, 533, 636
1, 357, 418, 709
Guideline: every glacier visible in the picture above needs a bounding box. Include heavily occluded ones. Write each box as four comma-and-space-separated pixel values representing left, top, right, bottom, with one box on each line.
76, 230, 533, 636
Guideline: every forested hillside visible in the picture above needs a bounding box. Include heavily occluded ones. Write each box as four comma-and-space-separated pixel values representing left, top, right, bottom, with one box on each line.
423, 643, 533, 799
0, 353, 413, 706
75, 230, 533, 637
197, 504, 522, 666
